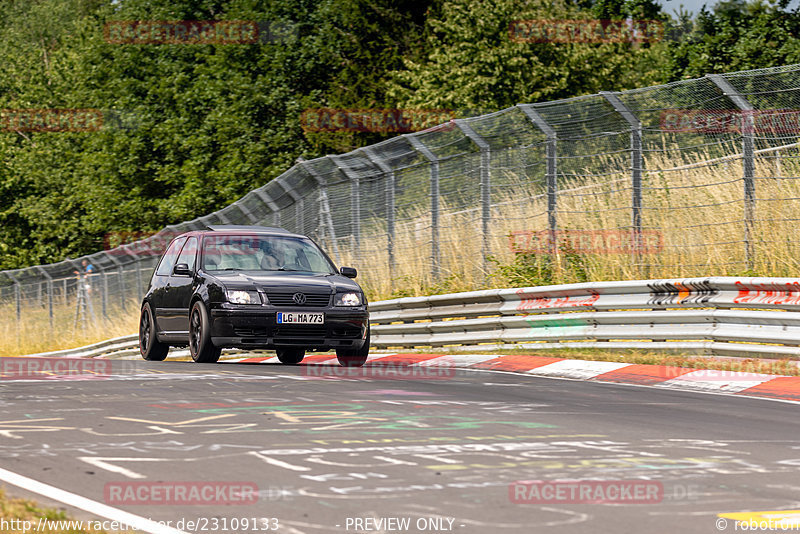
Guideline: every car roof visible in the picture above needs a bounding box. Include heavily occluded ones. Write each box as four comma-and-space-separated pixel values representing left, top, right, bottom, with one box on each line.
172, 225, 306, 240
206, 225, 296, 235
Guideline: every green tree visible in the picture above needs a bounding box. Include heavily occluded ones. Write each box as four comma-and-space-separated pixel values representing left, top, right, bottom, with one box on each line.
386, 0, 673, 112
668, 0, 800, 78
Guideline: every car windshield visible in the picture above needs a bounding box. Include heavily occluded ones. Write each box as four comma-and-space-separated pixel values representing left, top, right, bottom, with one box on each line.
201, 234, 337, 274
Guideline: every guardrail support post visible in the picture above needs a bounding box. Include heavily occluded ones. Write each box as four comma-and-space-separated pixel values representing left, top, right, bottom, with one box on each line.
600, 92, 644, 267
707, 74, 757, 271
405, 134, 441, 281
454, 119, 492, 276
363, 147, 397, 287
518, 105, 558, 253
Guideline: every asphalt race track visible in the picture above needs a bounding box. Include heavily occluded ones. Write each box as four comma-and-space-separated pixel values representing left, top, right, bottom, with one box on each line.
0, 356, 799, 534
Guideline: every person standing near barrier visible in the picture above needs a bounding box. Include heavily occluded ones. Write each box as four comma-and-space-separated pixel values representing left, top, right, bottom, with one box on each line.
74, 259, 95, 293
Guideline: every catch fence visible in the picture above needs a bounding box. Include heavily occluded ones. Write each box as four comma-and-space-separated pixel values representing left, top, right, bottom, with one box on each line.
4, 63, 800, 340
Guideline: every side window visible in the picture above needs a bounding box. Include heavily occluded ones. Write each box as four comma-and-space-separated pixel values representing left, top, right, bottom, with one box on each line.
175, 237, 198, 274
155, 237, 187, 277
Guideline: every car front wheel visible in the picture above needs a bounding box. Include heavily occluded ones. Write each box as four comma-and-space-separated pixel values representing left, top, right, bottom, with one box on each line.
336, 327, 369, 367
189, 301, 221, 363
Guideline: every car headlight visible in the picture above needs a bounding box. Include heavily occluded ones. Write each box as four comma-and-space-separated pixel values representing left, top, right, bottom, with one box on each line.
226, 290, 261, 305
334, 292, 362, 307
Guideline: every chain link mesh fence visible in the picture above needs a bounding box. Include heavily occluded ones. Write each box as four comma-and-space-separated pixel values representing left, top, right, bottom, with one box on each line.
4, 63, 800, 343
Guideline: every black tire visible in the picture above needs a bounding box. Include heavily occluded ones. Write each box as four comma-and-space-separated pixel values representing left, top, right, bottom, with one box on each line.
189, 301, 221, 363
276, 348, 305, 365
139, 302, 169, 361
336, 326, 370, 367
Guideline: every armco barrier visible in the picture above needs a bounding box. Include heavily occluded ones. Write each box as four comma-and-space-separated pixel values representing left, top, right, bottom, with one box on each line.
369, 277, 800, 358
21, 277, 800, 360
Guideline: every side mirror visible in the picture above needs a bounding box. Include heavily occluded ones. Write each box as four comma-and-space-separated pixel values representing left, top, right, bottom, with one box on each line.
172, 263, 191, 276
340, 266, 357, 279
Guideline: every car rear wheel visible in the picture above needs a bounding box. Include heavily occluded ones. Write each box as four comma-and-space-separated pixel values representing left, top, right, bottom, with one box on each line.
276, 348, 305, 365
336, 327, 369, 367
139, 303, 169, 361
189, 301, 221, 363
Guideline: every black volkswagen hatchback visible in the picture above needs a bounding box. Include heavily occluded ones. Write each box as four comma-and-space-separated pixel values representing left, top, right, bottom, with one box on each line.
138, 226, 370, 366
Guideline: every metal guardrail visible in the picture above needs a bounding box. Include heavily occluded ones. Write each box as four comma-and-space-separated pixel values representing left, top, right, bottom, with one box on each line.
20, 277, 800, 360
369, 277, 800, 358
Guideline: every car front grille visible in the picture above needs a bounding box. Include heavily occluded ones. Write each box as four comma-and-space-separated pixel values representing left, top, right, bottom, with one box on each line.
267, 292, 331, 307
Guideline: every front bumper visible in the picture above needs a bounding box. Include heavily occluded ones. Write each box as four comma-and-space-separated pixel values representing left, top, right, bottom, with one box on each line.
210, 304, 369, 350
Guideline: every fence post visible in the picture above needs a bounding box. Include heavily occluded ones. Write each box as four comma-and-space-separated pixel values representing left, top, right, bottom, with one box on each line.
600, 91, 643, 265
362, 146, 396, 288
330, 155, 362, 249
299, 161, 340, 262
102, 270, 109, 318
518, 105, 558, 252
7, 272, 21, 324
707, 74, 756, 271
122, 247, 144, 302
453, 119, 492, 275
405, 134, 441, 280
35, 266, 54, 329
104, 252, 127, 312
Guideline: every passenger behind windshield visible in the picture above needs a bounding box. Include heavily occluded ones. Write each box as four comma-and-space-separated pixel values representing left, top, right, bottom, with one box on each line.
201, 235, 336, 274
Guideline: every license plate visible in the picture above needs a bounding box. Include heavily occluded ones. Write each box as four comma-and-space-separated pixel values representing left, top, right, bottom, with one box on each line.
277, 312, 325, 324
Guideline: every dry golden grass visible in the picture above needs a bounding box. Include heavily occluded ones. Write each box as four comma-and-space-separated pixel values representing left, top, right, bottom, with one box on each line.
0, 299, 139, 358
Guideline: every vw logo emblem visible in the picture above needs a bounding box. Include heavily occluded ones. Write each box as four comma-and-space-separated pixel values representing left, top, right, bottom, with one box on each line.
292, 292, 307, 305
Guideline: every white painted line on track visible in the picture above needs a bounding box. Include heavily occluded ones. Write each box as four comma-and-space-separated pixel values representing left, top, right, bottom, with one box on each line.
0, 466, 188, 534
